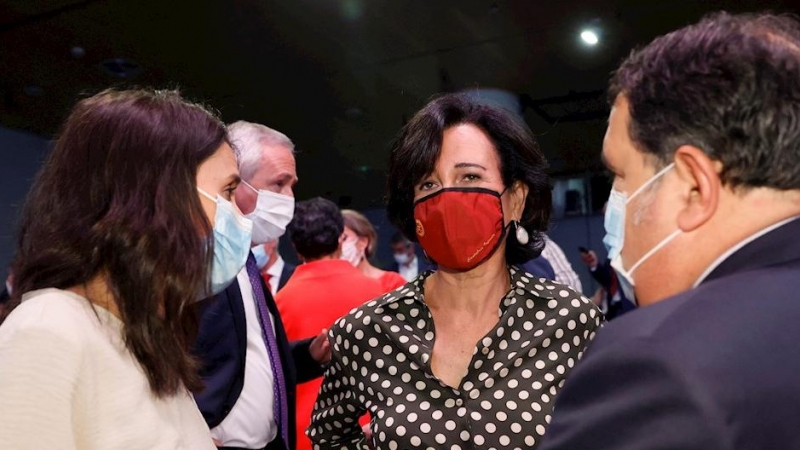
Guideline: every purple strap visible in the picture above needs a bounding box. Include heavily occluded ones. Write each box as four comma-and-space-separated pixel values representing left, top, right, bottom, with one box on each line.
246, 254, 289, 449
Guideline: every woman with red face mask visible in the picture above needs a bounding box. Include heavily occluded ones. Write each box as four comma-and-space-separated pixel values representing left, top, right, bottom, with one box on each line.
307, 93, 603, 449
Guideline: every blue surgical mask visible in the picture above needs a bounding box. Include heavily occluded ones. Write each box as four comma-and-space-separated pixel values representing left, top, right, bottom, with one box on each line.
198, 187, 253, 296
603, 163, 680, 302
252, 243, 269, 269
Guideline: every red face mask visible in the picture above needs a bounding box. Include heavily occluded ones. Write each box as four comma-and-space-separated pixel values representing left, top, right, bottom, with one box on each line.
413, 188, 507, 271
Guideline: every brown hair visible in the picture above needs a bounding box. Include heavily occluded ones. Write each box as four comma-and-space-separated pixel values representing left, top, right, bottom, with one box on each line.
4, 88, 226, 397
342, 209, 378, 258
609, 12, 800, 189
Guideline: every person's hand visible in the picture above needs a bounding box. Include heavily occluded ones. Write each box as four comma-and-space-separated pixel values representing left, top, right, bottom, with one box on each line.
580, 250, 599, 269
362, 424, 374, 449
591, 287, 606, 307
212, 437, 222, 446
310, 328, 331, 365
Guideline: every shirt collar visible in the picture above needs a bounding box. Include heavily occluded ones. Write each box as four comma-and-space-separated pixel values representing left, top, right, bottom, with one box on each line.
376, 265, 551, 314
693, 215, 800, 287
266, 255, 284, 278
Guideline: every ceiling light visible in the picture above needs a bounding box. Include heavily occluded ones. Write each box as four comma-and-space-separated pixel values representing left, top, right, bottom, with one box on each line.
580, 30, 599, 46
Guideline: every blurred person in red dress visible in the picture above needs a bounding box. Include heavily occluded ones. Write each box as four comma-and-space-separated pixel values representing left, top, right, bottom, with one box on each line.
341, 210, 406, 293
276, 198, 385, 450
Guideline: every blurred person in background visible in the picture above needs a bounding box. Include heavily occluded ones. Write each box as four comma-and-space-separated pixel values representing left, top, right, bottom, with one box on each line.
541, 12, 800, 449
0, 89, 240, 449
579, 246, 635, 320
341, 209, 406, 292
276, 197, 384, 450
308, 93, 601, 449
193, 121, 329, 450
387, 232, 435, 281
252, 239, 296, 296
540, 236, 582, 292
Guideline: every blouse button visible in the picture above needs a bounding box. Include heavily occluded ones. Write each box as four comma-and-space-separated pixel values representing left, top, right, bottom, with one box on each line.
456, 398, 464, 406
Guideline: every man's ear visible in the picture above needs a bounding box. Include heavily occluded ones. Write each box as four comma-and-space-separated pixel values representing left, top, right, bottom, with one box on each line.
510, 180, 530, 219
674, 145, 721, 232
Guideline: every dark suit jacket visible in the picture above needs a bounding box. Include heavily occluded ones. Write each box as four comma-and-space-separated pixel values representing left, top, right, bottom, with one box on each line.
540, 218, 800, 450
194, 273, 324, 450
277, 262, 296, 292
519, 256, 556, 280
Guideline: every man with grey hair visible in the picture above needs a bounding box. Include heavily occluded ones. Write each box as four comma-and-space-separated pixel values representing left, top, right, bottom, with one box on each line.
194, 121, 330, 450
540, 12, 800, 450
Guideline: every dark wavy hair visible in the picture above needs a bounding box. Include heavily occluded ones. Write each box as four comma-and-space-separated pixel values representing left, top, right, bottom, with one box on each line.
288, 197, 344, 260
609, 12, 800, 188
4, 88, 227, 397
386, 93, 552, 264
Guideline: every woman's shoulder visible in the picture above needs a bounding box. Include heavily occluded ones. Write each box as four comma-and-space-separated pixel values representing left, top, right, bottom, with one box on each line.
1, 288, 114, 345
510, 265, 602, 322
0, 289, 110, 380
330, 280, 420, 336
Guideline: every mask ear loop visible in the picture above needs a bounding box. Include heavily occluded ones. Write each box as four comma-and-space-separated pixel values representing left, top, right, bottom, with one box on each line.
627, 229, 682, 274
241, 180, 259, 194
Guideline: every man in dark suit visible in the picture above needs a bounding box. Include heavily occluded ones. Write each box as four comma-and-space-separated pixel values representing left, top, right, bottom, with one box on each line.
194, 121, 330, 450
579, 248, 635, 320
387, 232, 435, 281
540, 13, 800, 449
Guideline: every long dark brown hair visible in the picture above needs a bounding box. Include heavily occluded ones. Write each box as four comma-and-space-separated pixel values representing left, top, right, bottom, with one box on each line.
3, 88, 226, 397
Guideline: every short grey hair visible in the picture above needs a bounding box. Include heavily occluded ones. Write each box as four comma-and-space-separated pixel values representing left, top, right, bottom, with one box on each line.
227, 120, 295, 181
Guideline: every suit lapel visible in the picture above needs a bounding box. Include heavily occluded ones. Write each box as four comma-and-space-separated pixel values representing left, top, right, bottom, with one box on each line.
224, 279, 248, 362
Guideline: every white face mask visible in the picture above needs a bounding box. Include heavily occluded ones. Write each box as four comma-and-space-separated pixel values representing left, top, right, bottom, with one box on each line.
340, 239, 363, 267
393, 252, 412, 265
242, 180, 295, 244
603, 163, 681, 303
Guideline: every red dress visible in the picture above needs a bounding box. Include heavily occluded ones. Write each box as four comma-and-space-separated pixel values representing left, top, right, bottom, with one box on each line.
377, 270, 406, 292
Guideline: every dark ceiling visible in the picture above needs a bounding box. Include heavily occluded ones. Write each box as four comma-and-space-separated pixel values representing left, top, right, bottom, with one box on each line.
1, 0, 796, 208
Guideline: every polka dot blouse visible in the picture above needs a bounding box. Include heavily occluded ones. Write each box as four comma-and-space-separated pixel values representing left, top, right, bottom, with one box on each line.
307, 266, 603, 449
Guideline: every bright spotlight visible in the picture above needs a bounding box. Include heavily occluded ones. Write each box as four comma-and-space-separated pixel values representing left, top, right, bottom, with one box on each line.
580, 30, 599, 46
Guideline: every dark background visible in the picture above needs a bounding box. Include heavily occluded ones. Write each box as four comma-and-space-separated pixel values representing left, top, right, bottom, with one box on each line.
1, 0, 796, 290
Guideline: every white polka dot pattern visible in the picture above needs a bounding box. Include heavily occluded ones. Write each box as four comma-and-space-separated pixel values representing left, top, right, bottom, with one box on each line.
306, 266, 603, 449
